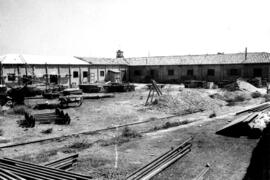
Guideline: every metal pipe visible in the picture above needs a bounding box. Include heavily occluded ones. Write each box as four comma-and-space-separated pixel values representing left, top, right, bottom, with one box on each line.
0, 162, 74, 180
0, 163, 53, 180
43, 154, 78, 166
2, 158, 92, 180
141, 148, 191, 180
126, 137, 192, 179
132, 144, 191, 180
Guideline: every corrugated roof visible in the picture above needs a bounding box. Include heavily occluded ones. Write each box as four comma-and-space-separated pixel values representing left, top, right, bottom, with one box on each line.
0, 54, 89, 65
126, 52, 270, 66
77, 57, 129, 65
1, 52, 270, 66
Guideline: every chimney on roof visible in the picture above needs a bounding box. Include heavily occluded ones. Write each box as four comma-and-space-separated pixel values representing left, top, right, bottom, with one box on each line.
245, 47, 247, 60
116, 50, 124, 58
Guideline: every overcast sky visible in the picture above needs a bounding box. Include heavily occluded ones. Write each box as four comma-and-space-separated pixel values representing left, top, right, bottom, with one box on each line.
0, 0, 270, 58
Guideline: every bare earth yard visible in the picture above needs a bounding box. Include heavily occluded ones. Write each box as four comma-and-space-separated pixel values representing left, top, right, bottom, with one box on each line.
0, 85, 266, 179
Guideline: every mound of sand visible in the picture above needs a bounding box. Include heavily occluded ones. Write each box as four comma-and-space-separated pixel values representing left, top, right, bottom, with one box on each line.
224, 79, 266, 94
151, 89, 226, 115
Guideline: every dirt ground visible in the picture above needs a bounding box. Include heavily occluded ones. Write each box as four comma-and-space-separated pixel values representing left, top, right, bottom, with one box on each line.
0, 84, 267, 179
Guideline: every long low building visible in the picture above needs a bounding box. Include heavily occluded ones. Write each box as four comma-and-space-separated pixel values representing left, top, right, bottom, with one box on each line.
0, 54, 129, 87
126, 52, 270, 83
1, 51, 270, 87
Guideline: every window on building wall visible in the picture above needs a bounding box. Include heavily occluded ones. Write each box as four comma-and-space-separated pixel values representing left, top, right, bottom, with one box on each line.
50, 75, 58, 84
100, 70, 105, 77
253, 68, 262, 77
22, 75, 32, 84
150, 70, 155, 76
207, 69, 215, 76
229, 69, 241, 76
187, 69, 194, 76
7, 73, 16, 81
134, 70, 141, 76
168, 69, 174, 76
73, 71, 79, 78
83, 71, 88, 78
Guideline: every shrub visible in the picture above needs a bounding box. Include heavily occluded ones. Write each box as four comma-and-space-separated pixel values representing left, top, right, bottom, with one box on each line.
35, 150, 58, 163
224, 93, 247, 106
68, 139, 92, 150
9, 105, 28, 115
150, 120, 189, 132
251, 91, 262, 98
40, 128, 53, 134
209, 112, 216, 118
121, 127, 142, 138
234, 95, 246, 102
264, 94, 270, 102
100, 127, 142, 146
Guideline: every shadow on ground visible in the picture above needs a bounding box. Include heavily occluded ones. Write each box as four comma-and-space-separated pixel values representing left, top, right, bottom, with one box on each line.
243, 125, 270, 180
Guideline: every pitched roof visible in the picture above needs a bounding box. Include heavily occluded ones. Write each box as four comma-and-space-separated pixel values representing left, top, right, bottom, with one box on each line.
76, 57, 128, 65
0, 54, 89, 65
126, 52, 270, 66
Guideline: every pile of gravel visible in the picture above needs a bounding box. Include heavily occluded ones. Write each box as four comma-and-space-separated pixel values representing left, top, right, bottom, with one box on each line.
151, 89, 226, 115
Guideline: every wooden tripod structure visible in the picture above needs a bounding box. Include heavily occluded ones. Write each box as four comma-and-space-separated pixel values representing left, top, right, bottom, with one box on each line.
145, 80, 162, 105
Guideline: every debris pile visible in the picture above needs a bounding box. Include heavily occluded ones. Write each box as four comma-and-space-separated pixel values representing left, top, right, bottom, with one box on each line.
151, 89, 225, 115
216, 103, 270, 137
249, 112, 270, 131
224, 78, 265, 94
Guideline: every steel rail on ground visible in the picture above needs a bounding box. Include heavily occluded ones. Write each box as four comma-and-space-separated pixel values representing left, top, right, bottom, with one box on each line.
126, 137, 192, 180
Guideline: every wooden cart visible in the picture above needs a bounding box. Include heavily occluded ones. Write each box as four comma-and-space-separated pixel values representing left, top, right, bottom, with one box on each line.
59, 95, 83, 108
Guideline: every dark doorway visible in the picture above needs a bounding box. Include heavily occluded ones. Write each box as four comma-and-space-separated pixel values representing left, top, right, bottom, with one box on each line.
22, 75, 32, 84
253, 68, 262, 77
149, 69, 158, 79
121, 70, 126, 82
50, 75, 58, 84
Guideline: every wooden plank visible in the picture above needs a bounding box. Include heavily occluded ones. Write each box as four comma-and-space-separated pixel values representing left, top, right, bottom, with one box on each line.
216, 113, 258, 135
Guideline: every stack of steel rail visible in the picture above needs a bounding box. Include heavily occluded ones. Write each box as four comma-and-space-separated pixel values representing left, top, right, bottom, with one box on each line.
0, 157, 92, 180
126, 137, 192, 180
236, 103, 270, 115
43, 154, 79, 171
0, 168, 26, 180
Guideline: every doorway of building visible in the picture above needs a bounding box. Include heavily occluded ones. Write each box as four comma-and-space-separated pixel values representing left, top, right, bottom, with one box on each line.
50, 75, 58, 84
253, 68, 262, 77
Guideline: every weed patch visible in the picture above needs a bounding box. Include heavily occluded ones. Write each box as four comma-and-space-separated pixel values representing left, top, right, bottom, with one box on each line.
100, 127, 142, 146
150, 120, 189, 132
8, 105, 29, 115
251, 91, 262, 98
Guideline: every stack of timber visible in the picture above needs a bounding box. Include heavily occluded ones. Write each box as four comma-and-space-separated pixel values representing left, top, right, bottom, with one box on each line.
126, 137, 192, 180
21, 108, 71, 128
43, 154, 79, 171
0, 158, 92, 180
103, 82, 135, 92
63, 88, 83, 96
236, 103, 270, 115
82, 93, 114, 99
216, 103, 270, 137
79, 84, 101, 93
